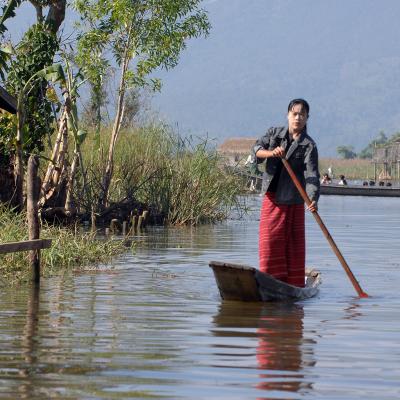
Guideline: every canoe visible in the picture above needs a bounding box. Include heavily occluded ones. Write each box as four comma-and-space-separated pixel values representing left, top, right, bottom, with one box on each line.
209, 261, 321, 302
321, 183, 400, 197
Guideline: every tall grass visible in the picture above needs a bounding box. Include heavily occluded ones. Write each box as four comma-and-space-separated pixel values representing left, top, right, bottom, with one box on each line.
80, 123, 243, 224
319, 158, 375, 180
0, 206, 126, 285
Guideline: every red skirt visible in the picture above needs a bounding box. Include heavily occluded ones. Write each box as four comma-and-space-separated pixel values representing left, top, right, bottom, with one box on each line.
259, 192, 305, 287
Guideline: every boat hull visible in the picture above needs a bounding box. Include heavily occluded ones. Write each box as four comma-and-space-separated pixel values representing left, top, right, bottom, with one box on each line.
209, 261, 321, 302
321, 184, 400, 197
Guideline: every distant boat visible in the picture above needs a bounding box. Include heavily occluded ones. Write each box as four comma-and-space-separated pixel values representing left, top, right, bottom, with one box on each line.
320, 184, 400, 197
209, 261, 321, 302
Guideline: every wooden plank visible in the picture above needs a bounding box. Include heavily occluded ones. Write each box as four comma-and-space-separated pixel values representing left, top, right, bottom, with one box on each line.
0, 239, 52, 254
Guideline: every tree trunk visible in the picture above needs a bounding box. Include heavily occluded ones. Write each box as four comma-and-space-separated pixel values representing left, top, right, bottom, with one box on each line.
46, 0, 66, 33
13, 97, 25, 211
64, 149, 79, 216
14, 140, 24, 211
39, 99, 70, 208
99, 37, 132, 209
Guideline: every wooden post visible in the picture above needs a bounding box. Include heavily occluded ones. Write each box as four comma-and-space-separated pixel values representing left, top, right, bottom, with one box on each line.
142, 210, 149, 227
91, 207, 96, 232
137, 215, 143, 231
27, 155, 40, 284
397, 160, 400, 180
122, 221, 128, 236
105, 227, 110, 236
130, 215, 137, 234
110, 219, 119, 234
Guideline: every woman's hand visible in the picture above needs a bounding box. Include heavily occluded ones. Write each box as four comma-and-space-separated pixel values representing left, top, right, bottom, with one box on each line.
271, 146, 285, 158
307, 201, 318, 213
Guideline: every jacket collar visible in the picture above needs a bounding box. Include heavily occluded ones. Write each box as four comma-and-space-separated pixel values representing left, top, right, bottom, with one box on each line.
285, 127, 312, 160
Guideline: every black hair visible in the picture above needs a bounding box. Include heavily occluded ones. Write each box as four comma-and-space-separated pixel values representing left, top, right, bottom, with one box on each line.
287, 98, 310, 115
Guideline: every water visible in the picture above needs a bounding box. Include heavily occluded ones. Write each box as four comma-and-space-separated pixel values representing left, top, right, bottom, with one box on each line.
1, 195, 400, 399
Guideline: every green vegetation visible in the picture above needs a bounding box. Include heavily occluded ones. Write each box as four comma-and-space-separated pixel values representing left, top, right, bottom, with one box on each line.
0, 0, 211, 212
336, 145, 357, 160
80, 123, 242, 225
0, 206, 127, 286
338, 130, 400, 159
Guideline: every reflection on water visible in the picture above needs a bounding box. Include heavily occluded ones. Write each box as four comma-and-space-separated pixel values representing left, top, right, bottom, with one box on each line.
0, 195, 400, 399
19, 284, 40, 399
213, 301, 315, 398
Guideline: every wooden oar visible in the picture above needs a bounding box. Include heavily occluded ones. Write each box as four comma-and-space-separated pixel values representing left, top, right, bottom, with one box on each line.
282, 158, 368, 298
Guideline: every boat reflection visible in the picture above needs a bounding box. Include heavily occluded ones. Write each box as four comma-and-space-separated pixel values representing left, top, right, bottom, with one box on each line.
212, 301, 316, 398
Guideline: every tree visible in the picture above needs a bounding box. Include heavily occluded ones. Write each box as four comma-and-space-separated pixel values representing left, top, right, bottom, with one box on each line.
336, 145, 357, 159
0, 0, 67, 209
73, 0, 211, 208
359, 131, 388, 159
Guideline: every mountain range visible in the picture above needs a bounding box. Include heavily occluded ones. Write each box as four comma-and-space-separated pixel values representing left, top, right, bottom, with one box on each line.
152, 0, 400, 157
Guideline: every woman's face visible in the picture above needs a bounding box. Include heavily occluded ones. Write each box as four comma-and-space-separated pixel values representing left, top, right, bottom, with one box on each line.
287, 104, 308, 134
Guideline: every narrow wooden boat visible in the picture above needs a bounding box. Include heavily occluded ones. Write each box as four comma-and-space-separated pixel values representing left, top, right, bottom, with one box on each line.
320, 183, 400, 197
209, 261, 321, 302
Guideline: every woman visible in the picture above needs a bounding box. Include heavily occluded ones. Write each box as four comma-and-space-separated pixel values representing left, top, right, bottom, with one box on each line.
252, 99, 320, 287
321, 173, 331, 184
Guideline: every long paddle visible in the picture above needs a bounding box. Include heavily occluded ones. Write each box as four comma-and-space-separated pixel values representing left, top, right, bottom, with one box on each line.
281, 158, 368, 298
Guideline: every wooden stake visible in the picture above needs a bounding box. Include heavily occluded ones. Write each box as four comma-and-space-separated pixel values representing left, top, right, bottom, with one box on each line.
131, 215, 137, 233
110, 219, 119, 234
122, 221, 128, 236
137, 215, 143, 231
91, 208, 96, 232
142, 210, 149, 226
27, 155, 40, 284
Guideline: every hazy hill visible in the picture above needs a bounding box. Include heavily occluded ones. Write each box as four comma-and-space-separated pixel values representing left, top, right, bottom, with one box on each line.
151, 0, 400, 156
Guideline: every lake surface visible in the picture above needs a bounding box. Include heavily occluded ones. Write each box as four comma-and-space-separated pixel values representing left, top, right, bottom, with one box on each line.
1, 195, 400, 399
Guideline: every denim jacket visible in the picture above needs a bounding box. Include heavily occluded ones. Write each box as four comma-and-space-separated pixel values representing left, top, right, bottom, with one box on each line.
252, 126, 320, 204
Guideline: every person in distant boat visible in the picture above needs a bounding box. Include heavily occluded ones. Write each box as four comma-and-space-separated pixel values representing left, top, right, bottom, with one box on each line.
252, 98, 320, 288
321, 173, 331, 184
338, 175, 347, 185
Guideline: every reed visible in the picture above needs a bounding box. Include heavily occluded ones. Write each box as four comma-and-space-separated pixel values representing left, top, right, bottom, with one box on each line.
0, 206, 126, 285
80, 123, 243, 225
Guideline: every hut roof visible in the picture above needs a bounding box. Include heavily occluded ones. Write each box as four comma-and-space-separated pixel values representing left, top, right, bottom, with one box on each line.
218, 137, 256, 154
0, 86, 17, 114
